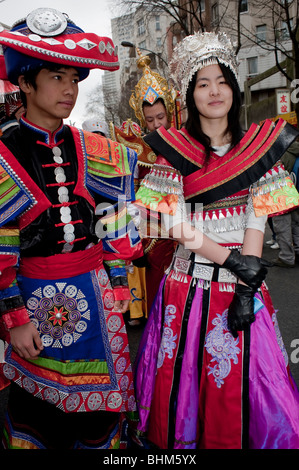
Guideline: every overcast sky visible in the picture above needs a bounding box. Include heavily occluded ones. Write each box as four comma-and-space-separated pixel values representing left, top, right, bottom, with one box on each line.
0, 0, 118, 126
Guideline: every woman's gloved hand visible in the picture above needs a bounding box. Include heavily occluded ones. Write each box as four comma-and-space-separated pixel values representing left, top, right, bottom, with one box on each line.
223, 249, 271, 290
227, 284, 255, 338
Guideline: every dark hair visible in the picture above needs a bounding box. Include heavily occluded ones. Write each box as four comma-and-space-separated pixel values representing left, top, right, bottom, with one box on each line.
185, 62, 243, 159
142, 97, 166, 111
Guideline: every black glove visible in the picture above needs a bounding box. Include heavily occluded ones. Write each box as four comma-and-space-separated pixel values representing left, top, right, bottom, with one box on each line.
223, 249, 271, 290
227, 284, 255, 338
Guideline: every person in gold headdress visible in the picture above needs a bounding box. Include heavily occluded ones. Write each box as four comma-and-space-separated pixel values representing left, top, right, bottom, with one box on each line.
129, 50, 178, 132
127, 50, 179, 315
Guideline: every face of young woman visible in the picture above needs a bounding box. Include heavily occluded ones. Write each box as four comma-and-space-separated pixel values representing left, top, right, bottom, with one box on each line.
20, 67, 79, 131
193, 64, 233, 124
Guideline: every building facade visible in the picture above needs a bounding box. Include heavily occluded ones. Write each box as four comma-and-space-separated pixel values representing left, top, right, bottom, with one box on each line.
104, 0, 297, 126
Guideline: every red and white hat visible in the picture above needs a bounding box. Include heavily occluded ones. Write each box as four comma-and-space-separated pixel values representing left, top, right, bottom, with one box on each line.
0, 7, 119, 84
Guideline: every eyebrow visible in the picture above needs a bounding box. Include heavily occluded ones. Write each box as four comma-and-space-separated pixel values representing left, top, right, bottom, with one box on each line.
50, 68, 80, 78
196, 74, 224, 82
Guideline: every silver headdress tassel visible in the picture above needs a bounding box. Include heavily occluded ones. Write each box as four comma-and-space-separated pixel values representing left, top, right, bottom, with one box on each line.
169, 31, 239, 103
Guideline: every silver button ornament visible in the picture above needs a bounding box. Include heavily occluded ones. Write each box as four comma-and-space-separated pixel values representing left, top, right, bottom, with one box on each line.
26, 8, 68, 37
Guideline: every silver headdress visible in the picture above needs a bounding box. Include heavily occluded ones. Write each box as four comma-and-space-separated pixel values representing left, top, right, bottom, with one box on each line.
169, 31, 239, 103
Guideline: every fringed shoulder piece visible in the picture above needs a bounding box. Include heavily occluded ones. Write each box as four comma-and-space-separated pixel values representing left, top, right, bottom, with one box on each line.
71, 127, 137, 202
134, 157, 183, 215
251, 162, 299, 217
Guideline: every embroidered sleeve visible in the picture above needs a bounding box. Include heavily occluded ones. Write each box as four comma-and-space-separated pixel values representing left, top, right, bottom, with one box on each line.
251, 162, 299, 217
82, 130, 137, 203
134, 162, 183, 215
0, 157, 33, 227
0, 225, 30, 333
95, 201, 143, 301
134, 159, 185, 239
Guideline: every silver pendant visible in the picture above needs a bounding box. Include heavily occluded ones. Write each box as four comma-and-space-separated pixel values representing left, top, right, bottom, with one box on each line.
26, 8, 68, 37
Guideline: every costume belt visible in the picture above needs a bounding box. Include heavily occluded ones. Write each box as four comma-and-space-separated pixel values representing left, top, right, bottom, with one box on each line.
171, 255, 237, 283
19, 243, 103, 279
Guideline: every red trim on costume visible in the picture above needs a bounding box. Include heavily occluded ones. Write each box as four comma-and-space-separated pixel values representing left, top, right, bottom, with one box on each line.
42, 162, 70, 168
70, 127, 96, 209
156, 119, 288, 202
183, 119, 286, 200
19, 243, 103, 279
0, 30, 119, 72
57, 236, 86, 245
0, 266, 16, 290
0, 141, 51, 230
113, 286, 131, 301
2, 306, 30, 329
0, 254, 18, 275
54, 220, 83, 228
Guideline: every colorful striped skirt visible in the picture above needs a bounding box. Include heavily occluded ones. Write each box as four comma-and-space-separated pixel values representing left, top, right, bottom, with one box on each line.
2, 244, 136, 449
135, 259, 299, 449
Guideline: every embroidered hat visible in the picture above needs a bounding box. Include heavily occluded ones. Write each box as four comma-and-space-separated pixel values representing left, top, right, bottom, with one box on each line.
169, 31, 239, 103
129, 48, 177, 128
82, 118, 109, 136
0, 7, 119, 85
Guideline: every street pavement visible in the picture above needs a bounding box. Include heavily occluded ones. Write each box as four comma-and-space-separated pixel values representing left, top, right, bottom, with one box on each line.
260, 226, 299, 386
0, 225, 298, 434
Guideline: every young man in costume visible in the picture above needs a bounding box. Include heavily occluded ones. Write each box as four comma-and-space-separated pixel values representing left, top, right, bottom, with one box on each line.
134, 31, 299, 449
0, 8, 142, 449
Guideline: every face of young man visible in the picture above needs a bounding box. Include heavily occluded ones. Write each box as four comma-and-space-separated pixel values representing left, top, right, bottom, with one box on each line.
19, 66, 79, 131
143, 100, 170, 132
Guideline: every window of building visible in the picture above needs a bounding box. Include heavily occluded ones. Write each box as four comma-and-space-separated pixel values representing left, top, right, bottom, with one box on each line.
240, 0, 248, 13
280, 19, 293, 39
139, 40, 146, 50
156, 37, 162, 48
155, 15, 161, 31
211, 3, 219, 24
198, 0, 205, 12
137, 18, 145, 36
256, 24, 267, 42
247, 56, 258, 77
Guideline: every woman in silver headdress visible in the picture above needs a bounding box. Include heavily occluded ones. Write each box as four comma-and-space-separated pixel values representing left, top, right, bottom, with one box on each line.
133, 31, 299, 449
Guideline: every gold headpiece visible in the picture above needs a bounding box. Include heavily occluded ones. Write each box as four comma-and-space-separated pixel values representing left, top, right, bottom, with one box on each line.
129, 49, 176, 128
170, 31, 239, 103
